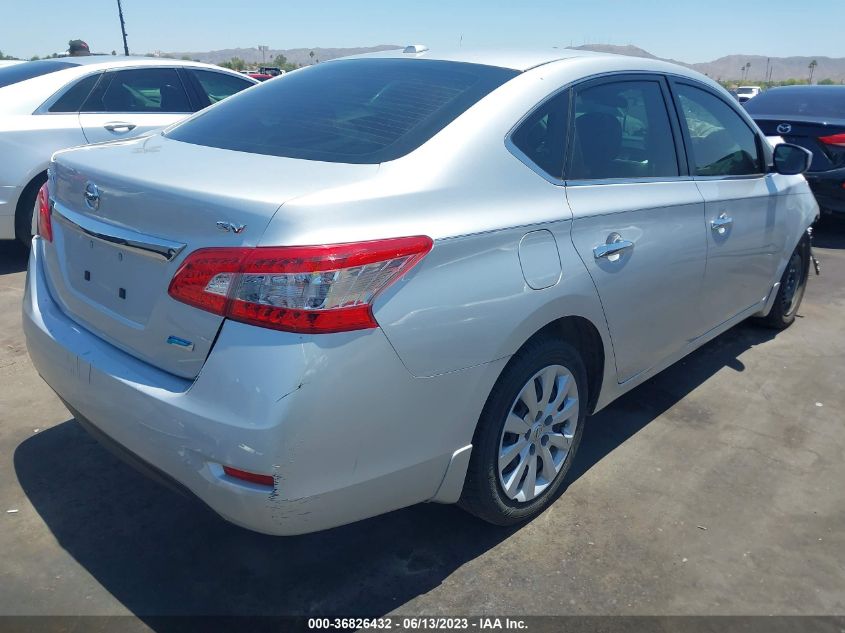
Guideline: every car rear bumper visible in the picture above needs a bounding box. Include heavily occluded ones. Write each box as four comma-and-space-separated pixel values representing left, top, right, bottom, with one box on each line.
806, 168, 845, 214
23, 240, 499, 535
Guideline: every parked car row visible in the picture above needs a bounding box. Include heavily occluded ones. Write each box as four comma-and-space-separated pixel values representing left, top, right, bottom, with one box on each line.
0, 56, 257, 244
241, 67, 286, 82
736, 85, 763, 103
23, 46, 819, 536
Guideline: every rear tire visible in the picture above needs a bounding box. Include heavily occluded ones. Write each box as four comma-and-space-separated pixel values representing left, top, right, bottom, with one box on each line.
15, 173, 47, 247
459, 336, 587, 526
760, 236, 810, 330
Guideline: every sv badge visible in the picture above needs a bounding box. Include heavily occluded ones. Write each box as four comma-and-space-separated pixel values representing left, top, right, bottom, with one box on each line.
216, 221, 247, 234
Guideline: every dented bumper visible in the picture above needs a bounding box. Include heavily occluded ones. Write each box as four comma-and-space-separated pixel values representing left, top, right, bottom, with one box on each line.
23, 239, 499, 534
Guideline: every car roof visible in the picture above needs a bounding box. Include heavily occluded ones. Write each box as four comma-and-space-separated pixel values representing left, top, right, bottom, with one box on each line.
335, 46, 721, 87
22, 55, 238, 72
339, 47, 609, 72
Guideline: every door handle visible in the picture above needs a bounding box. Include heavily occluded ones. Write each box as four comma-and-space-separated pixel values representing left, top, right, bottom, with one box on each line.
593, 233, 634, 260
103, 121, 136, 132
710, 212, 733, 234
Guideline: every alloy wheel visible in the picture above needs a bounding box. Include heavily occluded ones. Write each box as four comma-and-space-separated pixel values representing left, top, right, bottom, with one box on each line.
497, 364, 579, 503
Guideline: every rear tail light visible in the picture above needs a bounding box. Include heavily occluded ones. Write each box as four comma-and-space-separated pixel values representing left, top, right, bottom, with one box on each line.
168, 236, 433, 334
222, 466, 275, 487
36, 182, 52, 242
818, 133, 845, 147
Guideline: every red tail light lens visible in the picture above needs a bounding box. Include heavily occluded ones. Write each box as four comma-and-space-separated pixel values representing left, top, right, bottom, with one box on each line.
36, 182, 52, 242
222, 466, 275, 487
818, 133, 845, 147
168, 236, 433, 334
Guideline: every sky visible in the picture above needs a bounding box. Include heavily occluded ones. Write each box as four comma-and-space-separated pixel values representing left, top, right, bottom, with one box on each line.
1, 0, 843, 63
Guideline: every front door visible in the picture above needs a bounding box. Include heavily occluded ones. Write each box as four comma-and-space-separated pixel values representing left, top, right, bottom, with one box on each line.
78, 67, 193, 144
670, 81, 788, 329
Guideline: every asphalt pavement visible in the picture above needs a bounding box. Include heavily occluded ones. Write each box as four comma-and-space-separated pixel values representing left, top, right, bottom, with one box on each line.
0, 221, 843, 627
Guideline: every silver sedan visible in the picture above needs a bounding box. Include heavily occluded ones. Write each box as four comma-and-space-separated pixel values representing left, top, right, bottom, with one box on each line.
24, 47, 818, 535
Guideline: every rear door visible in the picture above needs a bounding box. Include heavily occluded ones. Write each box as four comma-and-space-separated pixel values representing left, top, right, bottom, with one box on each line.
78, 67, 193, 144
566, 74, 708, 383
670, 80, 787, 330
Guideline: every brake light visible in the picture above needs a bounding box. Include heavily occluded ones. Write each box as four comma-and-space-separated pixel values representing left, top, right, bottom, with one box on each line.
222, 466, 275, 487
818, 133, 845, 147
36, 182, 52, 242
168, 236, 433, 334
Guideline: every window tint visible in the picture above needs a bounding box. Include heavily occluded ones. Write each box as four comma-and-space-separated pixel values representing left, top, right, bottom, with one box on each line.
568, 80, 679, 180
674, 84, 762, 176
191, 69, 254, 104
0, 61, 78, 89
48, 73, 101, 112
744, 87, 845, 119
82, 68, 191, 113
166, 59, 518, 164
511, 89, 570, 179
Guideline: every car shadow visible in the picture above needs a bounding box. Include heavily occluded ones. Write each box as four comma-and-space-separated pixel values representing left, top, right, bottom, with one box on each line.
0, 242, 29, 275
14, 321, 777, 622
813, 216, 845, 250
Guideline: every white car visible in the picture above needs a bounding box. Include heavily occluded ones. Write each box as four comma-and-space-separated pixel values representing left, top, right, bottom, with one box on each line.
0, 60, 25, 68
736, 85, 762, 103
0, 57, 257, 244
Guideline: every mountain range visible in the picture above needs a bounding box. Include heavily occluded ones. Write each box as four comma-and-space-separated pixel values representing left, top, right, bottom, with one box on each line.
164, 44, 845, 83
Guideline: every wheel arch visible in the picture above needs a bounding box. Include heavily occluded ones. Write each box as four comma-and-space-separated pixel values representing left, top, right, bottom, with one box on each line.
14, 167, 49, 242
510, 315, 606, 416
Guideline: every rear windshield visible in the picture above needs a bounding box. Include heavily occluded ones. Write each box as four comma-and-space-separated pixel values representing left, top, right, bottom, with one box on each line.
745, 88, 845, 119
166, 58, 518, 163
0, 60, 78, 89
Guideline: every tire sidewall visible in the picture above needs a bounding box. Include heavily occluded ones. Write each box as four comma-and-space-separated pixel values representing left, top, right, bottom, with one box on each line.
16, 174, 47, 246
771, 236, 811, 327
467, 338, 588, 524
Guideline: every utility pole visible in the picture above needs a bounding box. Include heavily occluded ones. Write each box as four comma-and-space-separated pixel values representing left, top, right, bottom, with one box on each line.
258, 45, 268, 65
117, 0, 129, 55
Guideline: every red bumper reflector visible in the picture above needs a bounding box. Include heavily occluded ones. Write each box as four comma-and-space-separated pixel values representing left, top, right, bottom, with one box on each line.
222, 466, 275, 487
36, 182, 52, 242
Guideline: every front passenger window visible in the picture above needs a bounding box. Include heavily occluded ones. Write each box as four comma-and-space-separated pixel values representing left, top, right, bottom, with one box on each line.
190, 69, 254, 104
82, 68, 192, 114
674, 84, 762, 177
568, 80, 679, 181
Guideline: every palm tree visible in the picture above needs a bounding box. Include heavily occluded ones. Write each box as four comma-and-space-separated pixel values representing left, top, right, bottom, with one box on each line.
309, 50, 315, 64
808, 59, 818, 84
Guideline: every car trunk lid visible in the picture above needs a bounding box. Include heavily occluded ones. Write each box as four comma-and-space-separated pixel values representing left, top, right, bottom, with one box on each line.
752, 115, 845, 172
43, 134, 379, 378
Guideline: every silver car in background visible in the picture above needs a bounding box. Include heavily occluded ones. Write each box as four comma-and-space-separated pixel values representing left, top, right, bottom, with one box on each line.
0, 57, 256, 244
24, 48, 818, 535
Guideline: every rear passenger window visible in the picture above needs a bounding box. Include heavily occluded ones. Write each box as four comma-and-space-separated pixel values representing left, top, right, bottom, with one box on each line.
674, 84, 762, 176
82, 68, 192, 113
48, 73, 101, 113
511, 89, 570, 179
569, 80, 679, 181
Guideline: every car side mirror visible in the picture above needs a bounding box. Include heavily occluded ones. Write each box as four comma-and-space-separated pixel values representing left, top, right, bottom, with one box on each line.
773, 143, 812, 175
